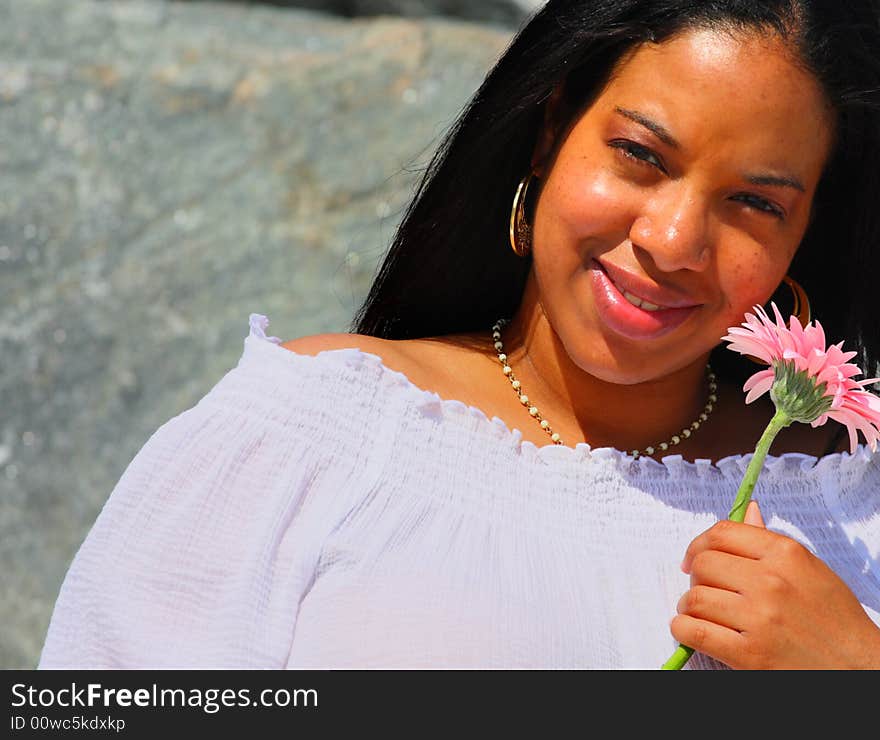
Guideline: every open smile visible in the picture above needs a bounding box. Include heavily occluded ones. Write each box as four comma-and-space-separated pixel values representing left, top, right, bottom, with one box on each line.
590, 259, 702, 340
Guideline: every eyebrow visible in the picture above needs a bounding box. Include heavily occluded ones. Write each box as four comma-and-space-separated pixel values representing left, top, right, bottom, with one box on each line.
612, 106, 806, 193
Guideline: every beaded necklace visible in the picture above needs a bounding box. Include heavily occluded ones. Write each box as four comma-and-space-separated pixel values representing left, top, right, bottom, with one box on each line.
491, 318, 717, 459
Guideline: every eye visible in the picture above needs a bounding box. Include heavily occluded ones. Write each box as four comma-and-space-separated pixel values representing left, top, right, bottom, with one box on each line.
609, 140, 666, 173
609, 139, 786, 220
732, 193, 786, 220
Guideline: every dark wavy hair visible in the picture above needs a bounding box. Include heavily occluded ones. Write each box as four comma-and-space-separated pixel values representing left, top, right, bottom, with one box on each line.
351, 0, 880, 392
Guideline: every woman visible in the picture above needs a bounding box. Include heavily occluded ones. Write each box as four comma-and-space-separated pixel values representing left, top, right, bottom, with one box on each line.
40, 0, 880, 669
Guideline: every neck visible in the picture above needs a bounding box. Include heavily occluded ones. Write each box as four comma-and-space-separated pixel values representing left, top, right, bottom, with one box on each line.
500, 275, 714, 454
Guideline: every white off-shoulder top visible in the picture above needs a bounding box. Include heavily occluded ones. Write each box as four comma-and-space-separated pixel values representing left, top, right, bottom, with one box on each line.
38, 314, 880, 670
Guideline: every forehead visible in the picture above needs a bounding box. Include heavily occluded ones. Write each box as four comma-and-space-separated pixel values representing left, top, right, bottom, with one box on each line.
583, 27, 834, 181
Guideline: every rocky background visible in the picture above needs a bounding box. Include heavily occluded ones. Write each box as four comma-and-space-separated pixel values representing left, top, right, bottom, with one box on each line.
0, 0, 539, 669
178, 0, 542, 27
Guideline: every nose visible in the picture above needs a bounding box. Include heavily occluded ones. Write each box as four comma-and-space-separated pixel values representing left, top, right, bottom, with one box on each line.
628, 184, 711, 271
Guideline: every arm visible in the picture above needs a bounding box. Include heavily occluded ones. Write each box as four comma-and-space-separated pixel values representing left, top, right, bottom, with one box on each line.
38, 374, 339, 669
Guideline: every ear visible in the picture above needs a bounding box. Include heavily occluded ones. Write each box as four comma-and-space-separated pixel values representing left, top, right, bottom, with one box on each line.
530, 81, 569, 178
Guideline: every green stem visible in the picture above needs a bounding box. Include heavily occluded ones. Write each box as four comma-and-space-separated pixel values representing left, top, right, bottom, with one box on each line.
726, 408, 792, 523
660, 407, 793, 670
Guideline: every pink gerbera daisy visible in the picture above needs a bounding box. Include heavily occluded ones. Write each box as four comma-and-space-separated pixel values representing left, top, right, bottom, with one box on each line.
663, 301, 880, 670
721, 302, 880, 454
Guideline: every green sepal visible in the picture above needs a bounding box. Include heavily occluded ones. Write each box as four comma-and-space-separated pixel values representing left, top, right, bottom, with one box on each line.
769, 360, 833, 423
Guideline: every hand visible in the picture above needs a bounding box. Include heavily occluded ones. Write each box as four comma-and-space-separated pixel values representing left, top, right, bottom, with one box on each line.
670, 501, 880, 669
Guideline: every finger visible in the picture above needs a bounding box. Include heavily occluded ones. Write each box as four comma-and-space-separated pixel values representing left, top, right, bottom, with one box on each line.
687, 549, 762, 593
669, 613, 747, 668
744, 500, 765, 528
676, 585, 749, 632
682, 518, 776, 573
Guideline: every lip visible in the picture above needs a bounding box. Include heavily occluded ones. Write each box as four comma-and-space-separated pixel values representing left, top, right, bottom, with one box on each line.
595, 259, 703, 309
590, 259, 701, 341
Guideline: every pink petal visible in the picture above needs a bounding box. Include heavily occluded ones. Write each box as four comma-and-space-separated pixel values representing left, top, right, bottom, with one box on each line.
727, 338, 776, 364
848, 424, 859, 454
838, 363, 864, 379
743, 370, 775, 404
725, 303, 880, 451
769, 302, 787, 327
807, 348, 828, 377
825, 393, 880, 454
804, 320, 826, 354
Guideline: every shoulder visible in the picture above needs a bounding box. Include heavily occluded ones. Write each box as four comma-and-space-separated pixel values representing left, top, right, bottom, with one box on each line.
278, 332, 437, 392
279, 332, 392, 358
278, 333, 416, 377
278, 330, 498, 403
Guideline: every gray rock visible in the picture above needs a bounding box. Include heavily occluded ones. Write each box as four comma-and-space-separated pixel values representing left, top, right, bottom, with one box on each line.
0, 0, 511, 668
171, 0, 544, 29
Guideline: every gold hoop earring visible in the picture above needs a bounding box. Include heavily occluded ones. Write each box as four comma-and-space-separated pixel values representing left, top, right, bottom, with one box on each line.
509, 172, 536, 258
744, 275, 812, 365
782, 274, 811, 327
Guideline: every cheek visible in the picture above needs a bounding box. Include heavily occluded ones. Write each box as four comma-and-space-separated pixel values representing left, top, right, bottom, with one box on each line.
535, 167, 632, 241
718, 258, 785, 321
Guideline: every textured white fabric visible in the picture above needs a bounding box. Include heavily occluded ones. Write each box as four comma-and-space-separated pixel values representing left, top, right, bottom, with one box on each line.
39, 314, 880, 670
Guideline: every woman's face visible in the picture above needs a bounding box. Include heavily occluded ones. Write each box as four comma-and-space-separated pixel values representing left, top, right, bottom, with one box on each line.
528, 27, 835, 383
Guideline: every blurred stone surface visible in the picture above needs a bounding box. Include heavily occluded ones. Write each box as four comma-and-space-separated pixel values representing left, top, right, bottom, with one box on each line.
0, 0, 511, 668
170, 0, 544, 29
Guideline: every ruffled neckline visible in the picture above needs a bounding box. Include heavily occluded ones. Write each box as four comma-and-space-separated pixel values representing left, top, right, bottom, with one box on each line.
245, 313, 878, 482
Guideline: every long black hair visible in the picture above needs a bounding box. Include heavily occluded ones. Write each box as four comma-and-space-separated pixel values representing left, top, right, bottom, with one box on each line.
350, 0, 880, 389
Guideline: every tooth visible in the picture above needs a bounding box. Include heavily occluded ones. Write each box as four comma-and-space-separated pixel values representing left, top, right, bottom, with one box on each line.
610, 274, 669, 310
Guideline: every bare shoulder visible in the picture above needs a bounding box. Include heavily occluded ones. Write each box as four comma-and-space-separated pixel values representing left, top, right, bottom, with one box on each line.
279, 332, 437, 387
279, 332, 391, 358
279, 330, 497, 398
